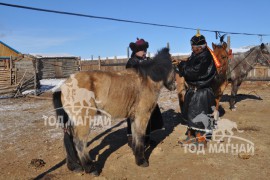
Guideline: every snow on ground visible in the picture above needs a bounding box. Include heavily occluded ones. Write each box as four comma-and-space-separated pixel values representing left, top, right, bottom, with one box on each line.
40, 78, 66, 92
20, 78, 66, 95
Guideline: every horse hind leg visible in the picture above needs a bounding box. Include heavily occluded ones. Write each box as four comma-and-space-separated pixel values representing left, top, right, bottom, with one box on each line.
73, 125, 99, 176
52, 91, 82, 172
230, 81, 241, 111
72, 102, 99, 175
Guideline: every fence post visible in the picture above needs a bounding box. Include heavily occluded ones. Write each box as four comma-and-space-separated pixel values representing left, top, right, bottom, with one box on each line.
227, 36, 231, 51
91, 55, 93, 61
78, 57, 81, 71
98, 56, 101, 70
127, 47, 130, 58
9, 56, 12, 85
34, 58, 39, 96
167, 42, 170, 49
14, 63, 17, 85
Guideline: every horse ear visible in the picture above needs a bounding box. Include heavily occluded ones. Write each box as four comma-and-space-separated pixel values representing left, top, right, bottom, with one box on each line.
222, 42, 227, 50
212, 42, 216, 49
260, 43, 265, 49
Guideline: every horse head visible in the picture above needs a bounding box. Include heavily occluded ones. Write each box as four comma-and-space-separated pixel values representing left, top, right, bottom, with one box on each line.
257, 43, 270, 66
137, 48, 176, 91
152, 48, 176, 91
212, 42, 229, 73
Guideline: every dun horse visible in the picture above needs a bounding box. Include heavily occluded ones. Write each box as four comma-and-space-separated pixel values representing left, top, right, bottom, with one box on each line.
228, 43, 270, 110
53, 48, 175, 175
175, 42, 229, 112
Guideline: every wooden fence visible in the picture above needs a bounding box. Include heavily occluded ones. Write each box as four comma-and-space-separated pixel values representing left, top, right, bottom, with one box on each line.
81, 57, 127, 71
0, 57, 38, 97
15, 60, 37, 94
36, 57, 80, 79
0, 53, 269, 97
246, 65, 270, 81
81, 56, 270, 81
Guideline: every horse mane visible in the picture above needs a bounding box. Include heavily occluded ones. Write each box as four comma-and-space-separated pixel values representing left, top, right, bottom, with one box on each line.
133, 48, 173, 82
233, 45, 257, 61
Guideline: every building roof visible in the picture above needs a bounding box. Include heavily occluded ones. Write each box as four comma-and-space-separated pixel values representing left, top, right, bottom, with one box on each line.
0, 41, 20, 54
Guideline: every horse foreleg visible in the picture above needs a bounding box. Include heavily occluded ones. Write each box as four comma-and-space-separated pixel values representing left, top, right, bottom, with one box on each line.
230, 80, 240, 111
175, 75, 186, 113
131, 115, 150, 167
215, 97, 220, 111
178, 92, 185, 113
216, 81, 228, 111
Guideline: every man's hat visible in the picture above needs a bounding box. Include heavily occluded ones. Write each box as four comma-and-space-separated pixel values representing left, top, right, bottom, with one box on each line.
190, 30, 206, 46
129, 38, 149, 52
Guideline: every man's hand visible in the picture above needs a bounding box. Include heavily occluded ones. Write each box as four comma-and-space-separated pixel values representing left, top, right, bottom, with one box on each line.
172, 59, 181, 65
172, 57, 188, 65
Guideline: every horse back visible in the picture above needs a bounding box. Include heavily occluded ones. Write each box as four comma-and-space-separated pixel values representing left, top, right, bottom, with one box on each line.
63, 70, 145, 118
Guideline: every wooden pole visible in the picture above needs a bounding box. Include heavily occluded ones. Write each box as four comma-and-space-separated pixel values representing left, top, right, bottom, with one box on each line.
127, 47, 130, 58
98, 56, 101, 70
91, 55, 93, 61
78, 57, 81, 71
227, 36, 231, 51
114, 56, 117, 71
14, 64, 17, 85
9, 56, 12, 85
167, 42, 170, 49
34, 58, 38, 96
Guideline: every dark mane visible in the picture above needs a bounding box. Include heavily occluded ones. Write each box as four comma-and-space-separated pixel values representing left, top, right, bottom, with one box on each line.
134, 48, 172, 82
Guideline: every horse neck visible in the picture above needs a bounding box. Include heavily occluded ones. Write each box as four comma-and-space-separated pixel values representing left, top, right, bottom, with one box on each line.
233, 48, 259, 70
144, 76, 163, 95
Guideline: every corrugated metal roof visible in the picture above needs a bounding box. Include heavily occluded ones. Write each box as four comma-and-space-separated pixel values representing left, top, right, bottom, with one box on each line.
0, 41, 20, 54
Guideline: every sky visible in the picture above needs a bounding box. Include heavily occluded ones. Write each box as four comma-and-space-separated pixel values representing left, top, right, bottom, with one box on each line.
1, 0, 270, 59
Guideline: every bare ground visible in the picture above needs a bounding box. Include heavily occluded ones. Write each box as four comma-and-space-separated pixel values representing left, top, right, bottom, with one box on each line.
0, 82, 270, 180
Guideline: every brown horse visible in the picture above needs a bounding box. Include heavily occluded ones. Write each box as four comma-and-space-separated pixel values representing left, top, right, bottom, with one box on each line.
211, 42, 229, 110
53, 48, 175, 175
175, 42, 229, 113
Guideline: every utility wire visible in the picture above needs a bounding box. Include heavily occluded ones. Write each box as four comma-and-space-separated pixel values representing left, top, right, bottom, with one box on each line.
0, 2, 270, 37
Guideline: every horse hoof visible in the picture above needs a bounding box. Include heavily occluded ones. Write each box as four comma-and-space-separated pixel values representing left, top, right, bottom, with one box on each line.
84, 164, 99, 176
67, 162, 83, 172
90, 170, 99, 176
139, 161, 149, 167
136, 158, 149, 167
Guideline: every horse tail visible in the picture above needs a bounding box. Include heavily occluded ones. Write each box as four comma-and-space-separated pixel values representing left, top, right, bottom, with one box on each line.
52, 91, 69, 125
53, 91, 83, 171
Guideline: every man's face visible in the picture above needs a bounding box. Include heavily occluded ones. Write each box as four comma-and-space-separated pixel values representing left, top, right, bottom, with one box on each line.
135, 50, 147, 58
191, 46, 203, 55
